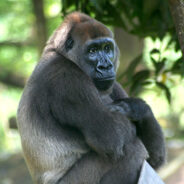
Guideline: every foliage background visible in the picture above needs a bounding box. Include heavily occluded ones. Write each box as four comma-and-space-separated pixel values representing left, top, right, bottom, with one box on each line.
0, 0, 184, 160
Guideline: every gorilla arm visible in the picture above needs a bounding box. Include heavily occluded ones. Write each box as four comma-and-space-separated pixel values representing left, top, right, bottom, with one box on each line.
18, 54, 147, 184
47, 55, 135, 160
45, 55, 147, 184
110, 83, 166, 169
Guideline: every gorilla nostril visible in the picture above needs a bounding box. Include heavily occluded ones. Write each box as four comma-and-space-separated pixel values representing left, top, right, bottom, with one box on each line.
98, 65, 106, 70
98, 65, 112, 70
107, 65, 112, 70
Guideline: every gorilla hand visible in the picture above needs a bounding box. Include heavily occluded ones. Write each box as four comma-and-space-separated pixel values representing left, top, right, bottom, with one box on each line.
112, 98, 165, 169
112, 98, 153, 123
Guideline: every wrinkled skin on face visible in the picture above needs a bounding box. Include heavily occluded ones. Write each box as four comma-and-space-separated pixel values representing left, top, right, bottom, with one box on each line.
63, 36, 117, 91
82, 37, 116, 90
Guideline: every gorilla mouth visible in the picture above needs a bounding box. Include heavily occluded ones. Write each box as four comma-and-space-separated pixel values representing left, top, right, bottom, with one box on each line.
95, 76, 115, 81
93, 76, 115, 91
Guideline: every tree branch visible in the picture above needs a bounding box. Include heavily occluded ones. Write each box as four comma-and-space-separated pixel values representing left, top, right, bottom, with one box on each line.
0, 41, 35, 47
169, 0, 184, 59
0, 71, 26, 88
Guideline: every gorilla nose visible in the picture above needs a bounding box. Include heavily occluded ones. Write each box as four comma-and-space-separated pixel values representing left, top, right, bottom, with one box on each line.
97, 62, 113, 71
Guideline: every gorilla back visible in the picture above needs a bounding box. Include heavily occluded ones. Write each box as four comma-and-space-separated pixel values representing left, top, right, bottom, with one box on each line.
17, 12, 164, 184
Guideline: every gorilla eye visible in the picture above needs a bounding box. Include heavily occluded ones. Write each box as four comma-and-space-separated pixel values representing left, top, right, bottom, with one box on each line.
104, 44, 111, 53
89, 47, 98, 54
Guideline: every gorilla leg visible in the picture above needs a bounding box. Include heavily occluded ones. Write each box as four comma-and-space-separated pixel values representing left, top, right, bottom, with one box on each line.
57, 152, 112, 184
99, 138, 147, 184
58, 138, 147, 184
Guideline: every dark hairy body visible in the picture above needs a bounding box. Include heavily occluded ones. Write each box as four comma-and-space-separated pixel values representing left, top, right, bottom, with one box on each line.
17, 12, 165, 184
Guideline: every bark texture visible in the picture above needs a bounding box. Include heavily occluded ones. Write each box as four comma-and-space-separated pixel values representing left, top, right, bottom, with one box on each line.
169, 0, 184, 58
32, 0, 47, 54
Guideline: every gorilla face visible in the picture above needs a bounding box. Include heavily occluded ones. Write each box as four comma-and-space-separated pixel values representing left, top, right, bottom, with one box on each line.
82, 37, 116, 91
60, 16, 118, 92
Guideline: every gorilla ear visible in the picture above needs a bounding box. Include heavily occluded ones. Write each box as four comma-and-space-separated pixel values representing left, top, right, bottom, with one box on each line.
65, 36, 74, 52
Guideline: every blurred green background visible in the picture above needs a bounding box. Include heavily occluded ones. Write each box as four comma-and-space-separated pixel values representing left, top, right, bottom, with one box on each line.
0, 0, 184, 183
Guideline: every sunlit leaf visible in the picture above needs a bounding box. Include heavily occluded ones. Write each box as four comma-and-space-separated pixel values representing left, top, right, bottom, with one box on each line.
129, 70, 150, 96
132, 70, 150, 82
156, 82, 171, 103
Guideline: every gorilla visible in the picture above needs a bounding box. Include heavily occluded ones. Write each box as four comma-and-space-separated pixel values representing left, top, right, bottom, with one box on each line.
17, 12, 165, 184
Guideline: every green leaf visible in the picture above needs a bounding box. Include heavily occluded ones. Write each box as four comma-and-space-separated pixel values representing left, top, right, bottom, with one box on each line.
150, 48, 160, 55
171, 57, 184, 76
129, 81, 142, 96
129, 70, 150, 96
151, 56, 157, 68
155, 60, 166, 75
141, 80, 154, 86
132, 69, 150, 82
156, 82, 171, 103
61, 0, 75, 14
151, 56, 166, 75
118, 54, 142, 81
89, 0, 102, 12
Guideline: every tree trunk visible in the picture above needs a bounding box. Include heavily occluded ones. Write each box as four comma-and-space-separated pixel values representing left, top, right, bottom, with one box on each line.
32, 0, 47, 55
169, 0, 184, 59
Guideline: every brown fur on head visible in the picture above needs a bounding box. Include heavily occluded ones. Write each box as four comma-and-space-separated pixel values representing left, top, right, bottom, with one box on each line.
42, 12, 120, 82
45, 12, 114, 59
